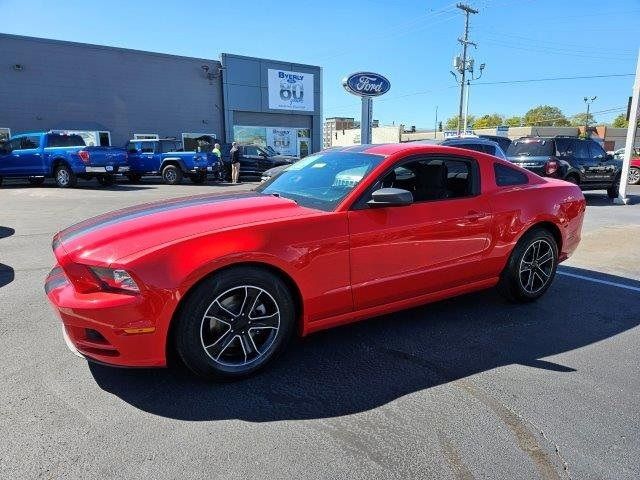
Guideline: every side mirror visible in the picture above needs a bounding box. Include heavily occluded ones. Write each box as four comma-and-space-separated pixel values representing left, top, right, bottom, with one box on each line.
367, 188, 413, 208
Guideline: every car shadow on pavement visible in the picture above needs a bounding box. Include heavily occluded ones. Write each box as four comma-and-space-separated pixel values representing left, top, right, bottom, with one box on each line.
0, 226, 15, 239
0, 263, 15, 288
583, 192, 640, 206
89, 266, 640, 422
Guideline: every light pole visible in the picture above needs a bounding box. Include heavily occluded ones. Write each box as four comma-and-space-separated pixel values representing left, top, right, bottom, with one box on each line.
583, 96, 597, 134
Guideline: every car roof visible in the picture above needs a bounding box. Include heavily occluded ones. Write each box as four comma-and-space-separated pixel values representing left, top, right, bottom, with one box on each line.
321, 142, 507, 157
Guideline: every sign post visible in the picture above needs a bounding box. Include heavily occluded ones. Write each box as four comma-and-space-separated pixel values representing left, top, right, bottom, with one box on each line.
615, 48, 640, 205
342, 72, 390, 145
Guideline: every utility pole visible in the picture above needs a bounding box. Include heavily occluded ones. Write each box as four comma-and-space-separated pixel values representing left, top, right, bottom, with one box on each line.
583, 96, 597, 134
455, 3, 478, 135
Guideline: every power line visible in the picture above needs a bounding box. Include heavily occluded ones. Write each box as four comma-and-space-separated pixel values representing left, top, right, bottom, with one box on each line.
473, 73, 635, 86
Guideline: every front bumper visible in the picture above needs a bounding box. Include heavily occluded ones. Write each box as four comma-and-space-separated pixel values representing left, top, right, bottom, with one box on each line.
45, 266, 167, 367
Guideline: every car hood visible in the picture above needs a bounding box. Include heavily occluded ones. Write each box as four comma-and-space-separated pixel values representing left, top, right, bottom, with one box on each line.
53, 192, 312, 266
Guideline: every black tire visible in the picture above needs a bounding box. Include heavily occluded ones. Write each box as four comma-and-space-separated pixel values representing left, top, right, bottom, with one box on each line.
0, 176, 3, 187
174, 266, 296, 381
162, 164, 183, 185
498, 228, 559, 303
564, 174, 579, 185
54, 164, 77, 188
27, 176, 45, 186
97, 175, 116, 187
190, 173, 206, 184
629, 167, 640, 185
127, 173, 142, 184
607, 175, 621, 199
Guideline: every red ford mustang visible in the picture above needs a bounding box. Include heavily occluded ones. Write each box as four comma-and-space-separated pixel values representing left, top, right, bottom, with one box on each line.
46, 144, 586, 380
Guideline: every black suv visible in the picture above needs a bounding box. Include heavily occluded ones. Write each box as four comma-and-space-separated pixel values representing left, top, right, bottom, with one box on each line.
506, 136, 622, 198
220, 144, 293, 179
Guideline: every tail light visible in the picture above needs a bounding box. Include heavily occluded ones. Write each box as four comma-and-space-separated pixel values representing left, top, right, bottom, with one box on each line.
78, 150, 91, 164
545, 159, 559, 176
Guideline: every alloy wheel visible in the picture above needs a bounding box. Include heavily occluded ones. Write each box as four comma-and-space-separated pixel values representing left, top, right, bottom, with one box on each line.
629, 168, 640, 185
200, 285, 280, 368
57, 169, 69, 186
518, 239, 555, 294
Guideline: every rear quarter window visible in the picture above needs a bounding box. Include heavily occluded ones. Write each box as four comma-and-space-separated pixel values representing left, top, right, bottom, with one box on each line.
494, 163, 529, 186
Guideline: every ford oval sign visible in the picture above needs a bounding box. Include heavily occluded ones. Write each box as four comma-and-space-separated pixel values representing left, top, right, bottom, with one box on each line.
342, 72, 391, 97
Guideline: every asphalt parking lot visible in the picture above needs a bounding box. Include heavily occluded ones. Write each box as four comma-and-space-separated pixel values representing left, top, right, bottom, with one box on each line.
1, 179, 639, 479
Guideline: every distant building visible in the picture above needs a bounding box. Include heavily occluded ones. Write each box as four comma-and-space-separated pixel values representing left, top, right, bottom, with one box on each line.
323, 117, 357, 148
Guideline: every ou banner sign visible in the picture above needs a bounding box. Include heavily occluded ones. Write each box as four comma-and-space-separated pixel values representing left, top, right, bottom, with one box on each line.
268, 69, 314, 112
342, 72, 391, 97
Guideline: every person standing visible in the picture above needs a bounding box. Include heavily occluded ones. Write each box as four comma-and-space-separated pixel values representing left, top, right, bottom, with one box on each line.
212, 143, 223, 181
230, 142, 241, 184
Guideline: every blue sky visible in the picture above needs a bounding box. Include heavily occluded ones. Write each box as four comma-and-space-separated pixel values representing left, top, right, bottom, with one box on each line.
2, 0, 638, 127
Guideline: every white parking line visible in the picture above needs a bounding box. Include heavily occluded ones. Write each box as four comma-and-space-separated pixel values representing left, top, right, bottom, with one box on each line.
557, 270, 640, 292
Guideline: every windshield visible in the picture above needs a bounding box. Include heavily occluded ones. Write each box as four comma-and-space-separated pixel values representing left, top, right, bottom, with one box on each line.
507, 139, 554, 157
256, 151, 385, 211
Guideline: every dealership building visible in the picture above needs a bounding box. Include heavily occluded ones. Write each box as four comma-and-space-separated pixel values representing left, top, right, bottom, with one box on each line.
0, 33, 322, 157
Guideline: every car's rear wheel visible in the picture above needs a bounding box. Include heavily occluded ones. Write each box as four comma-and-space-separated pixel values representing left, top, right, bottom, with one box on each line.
127, 173, 142, 183
162, 165, 183, 185
27, 176, 45, 186
607, 175, 621, 199
174, 266, 296, 381
97, 175, 116, 187
54, 165, 77, 188
498, 228, 558, 303
628, 167, 640, 185
189, 173, 206, 184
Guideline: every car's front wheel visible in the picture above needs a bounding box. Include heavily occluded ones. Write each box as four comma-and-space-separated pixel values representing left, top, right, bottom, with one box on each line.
628, 167, 640, 185
498, 228, 558, 303
174, 266, 296, 381
607, 175, 621, 199
97, 175, 116, 187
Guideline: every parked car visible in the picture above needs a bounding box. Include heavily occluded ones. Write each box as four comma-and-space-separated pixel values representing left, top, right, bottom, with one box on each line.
629, 156, 640, 185
506, 136, 622, 198
46, 143, 585, 381
0, 132, 128, 188
440, 136, 507, 159
220, 144, 294, 179
260, 164, 288, 182
125, 139, 221, 184
478, 134, 512, 153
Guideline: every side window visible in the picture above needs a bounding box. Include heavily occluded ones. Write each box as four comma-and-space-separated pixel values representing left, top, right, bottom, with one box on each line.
21, 136, 40, 149
8, 138, 22, 151
494, 163, 529, 186
126, 142, 138, 153
374, 156, 476, 203
555, 139, 572, 157
588, 141, 606, 160
140, 142, 155, 153
245, 146, 259, 156
573, 140, 590, 159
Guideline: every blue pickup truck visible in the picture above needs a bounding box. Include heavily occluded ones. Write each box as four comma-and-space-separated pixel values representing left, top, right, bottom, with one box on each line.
125, 139, 222, 184
0, 132, 128, 188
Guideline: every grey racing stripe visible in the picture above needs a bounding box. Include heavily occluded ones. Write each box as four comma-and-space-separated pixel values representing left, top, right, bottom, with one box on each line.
57, 192, 261, 244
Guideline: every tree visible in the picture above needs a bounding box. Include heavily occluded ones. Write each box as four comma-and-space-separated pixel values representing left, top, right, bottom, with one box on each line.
612, 113, 628, 128
473, 114, 504, 129
523, 105, 571, 127
570, 112, 595, 127
505, 116, 522, 127
444, 115, 475, 131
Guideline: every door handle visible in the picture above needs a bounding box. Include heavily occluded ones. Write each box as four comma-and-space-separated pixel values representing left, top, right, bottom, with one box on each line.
465, 210, 488, 222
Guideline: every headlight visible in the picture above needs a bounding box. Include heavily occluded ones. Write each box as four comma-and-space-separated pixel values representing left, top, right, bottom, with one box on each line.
90, 267, 140, 293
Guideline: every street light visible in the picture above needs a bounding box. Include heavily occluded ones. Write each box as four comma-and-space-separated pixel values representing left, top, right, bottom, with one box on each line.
583, 96, 597, 133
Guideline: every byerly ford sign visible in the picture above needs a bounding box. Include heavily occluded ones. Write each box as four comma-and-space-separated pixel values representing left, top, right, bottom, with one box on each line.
342, 72, 391, 97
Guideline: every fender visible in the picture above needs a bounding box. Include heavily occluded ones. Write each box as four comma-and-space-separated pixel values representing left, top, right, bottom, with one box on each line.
160, 157, 187, 172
